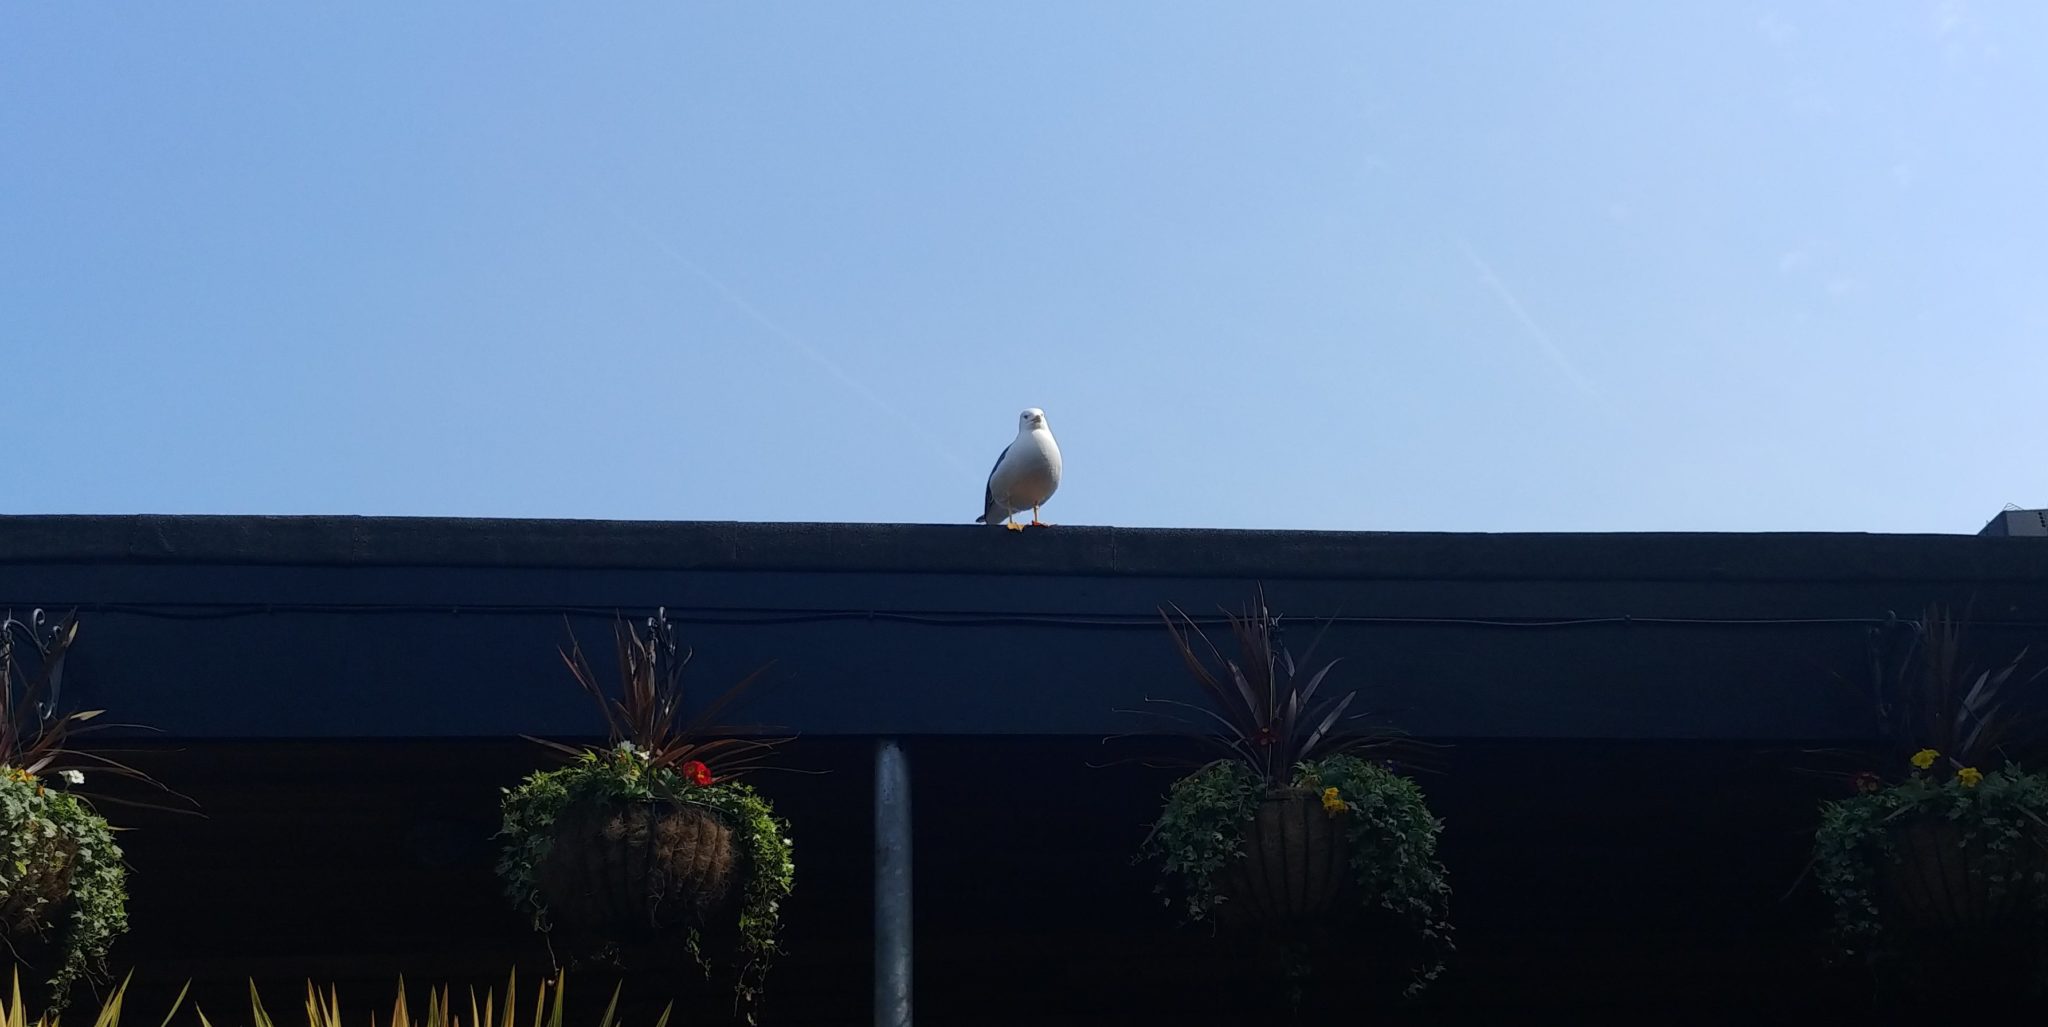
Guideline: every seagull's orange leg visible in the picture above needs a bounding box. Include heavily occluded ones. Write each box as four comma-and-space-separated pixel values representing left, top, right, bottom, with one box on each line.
1005, 514, 1025, 532
1030, 505, 1052, 527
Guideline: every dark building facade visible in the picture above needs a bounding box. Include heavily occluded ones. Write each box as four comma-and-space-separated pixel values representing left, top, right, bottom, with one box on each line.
6, 515, 2048, 1023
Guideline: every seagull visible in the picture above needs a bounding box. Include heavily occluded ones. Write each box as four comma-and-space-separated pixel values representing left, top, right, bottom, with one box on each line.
977, 408, 1063, 531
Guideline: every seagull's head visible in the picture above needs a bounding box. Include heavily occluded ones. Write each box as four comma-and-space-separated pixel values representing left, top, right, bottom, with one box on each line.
1018, 408, 1049, 433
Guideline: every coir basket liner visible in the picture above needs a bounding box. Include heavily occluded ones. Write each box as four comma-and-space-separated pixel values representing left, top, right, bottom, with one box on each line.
1883, 817, 2048, 931
536, 797, 740, 939
1217, 789, 1353, 929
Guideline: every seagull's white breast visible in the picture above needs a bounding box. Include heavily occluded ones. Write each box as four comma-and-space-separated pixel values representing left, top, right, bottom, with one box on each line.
989, 427, 1063, 511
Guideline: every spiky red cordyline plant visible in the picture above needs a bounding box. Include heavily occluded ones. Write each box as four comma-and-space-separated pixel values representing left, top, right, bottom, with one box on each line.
0, 608, 80, 777
1133, 588, 1400, 787
1874, 603, 2044, 775
1, 609, 191, 812
526, 609, 787, 781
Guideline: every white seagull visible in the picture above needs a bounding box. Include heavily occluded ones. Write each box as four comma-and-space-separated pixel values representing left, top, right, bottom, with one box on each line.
977, 408, 1063, 531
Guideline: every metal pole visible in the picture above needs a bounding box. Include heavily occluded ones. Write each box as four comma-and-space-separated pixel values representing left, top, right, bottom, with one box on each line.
874, 738, 912, 1027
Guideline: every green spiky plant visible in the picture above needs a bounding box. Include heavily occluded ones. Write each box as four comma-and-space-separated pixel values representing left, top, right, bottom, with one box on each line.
1129, 590, 1453, 997
221, 970, 667, 1027
497, 610, 793, 1021
2, 970, 186, 1027
2, 967, 664, 1027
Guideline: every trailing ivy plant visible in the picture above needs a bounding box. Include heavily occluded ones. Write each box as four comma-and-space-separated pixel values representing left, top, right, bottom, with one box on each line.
1141, 757, 1266, 924
497, 610, 794, 1019
1128, 589, 1454, 996
0, 766, 127, 1006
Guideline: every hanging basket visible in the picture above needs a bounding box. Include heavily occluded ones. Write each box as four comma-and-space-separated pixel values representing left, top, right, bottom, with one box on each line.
1882, 817, 2048, 932
1215, 789, 1353, 929
535, 796, 741, 940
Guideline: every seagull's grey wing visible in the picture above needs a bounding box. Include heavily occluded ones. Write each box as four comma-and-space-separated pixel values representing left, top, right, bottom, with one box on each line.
976, 441, 1012, 522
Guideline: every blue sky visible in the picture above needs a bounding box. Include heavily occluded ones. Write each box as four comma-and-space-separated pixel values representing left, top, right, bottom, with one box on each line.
4, 4, 2043, 532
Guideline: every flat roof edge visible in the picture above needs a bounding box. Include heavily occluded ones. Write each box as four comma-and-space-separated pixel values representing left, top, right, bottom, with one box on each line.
2, 514, 2046, 582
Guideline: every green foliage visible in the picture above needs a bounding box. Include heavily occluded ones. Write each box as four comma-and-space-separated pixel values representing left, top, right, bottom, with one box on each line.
1302, 756, 1455, 967
1141, 754, 1454, 993
496, 745, 793, 1013
1815, 761, 2048, 959
1138, 760, 1265, 924
0, 770, 128, 1009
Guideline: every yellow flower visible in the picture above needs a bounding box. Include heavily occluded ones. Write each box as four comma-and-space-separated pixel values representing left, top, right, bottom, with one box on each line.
1910, 748, 1939, 770
1958, 767, 1984, 788
1320, 786, 1347, 815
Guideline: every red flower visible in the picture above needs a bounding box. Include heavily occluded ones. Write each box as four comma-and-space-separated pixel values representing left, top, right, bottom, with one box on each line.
1250, 726, 1277, 748
682, 760, 714, 787
1852, 770, 1882, 795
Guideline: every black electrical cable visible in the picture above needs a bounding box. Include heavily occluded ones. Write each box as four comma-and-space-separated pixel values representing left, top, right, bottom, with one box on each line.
3, 599, 2043, 631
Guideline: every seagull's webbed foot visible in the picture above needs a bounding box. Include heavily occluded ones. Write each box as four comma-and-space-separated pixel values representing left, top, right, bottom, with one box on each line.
1029, 505, 1052, 527
1005, 515, 1025, 532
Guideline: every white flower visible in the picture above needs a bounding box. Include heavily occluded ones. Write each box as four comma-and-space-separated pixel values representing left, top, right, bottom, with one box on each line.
59, 770, 84, 786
